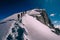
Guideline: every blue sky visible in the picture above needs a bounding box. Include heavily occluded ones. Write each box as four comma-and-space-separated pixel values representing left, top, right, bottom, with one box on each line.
0, 0, 60, 25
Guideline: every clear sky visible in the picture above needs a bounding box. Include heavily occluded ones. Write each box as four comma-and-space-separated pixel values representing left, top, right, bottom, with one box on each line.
0, 0, 60, 25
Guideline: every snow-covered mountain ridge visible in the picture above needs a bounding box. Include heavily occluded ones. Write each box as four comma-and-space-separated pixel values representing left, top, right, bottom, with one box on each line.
0, 9, 60, 40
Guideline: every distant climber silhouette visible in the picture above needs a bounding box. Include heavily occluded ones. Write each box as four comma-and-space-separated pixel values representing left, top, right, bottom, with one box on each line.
17, 14, 20, 21
17, 14, 22, 23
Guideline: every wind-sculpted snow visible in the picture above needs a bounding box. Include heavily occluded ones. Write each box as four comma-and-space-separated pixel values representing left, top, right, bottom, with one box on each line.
0, 21, 15, 40
22, 14, 60, 40
0, 13, 18, 40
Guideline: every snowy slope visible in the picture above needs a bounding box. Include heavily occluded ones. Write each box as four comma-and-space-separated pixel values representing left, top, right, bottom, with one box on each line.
26, 9, 41, 15
0, 13, 19, 40
0, 14, 60, 40
0, 21, 15, 40
0, 9, 60, 40
22, 14, 60, 40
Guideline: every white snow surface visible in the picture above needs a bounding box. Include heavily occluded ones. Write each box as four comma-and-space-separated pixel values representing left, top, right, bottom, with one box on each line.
26, 9, 41, 15
0, 9, 60, 40
22, 14, 60, 40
